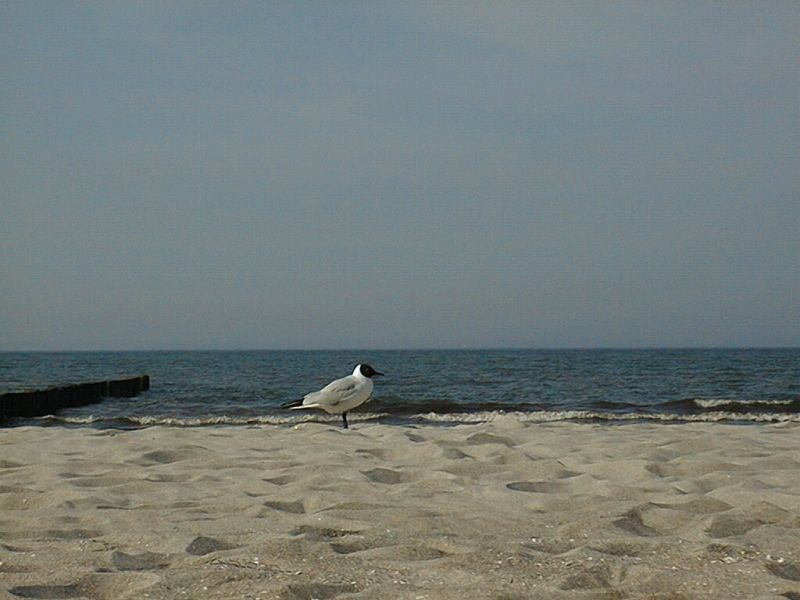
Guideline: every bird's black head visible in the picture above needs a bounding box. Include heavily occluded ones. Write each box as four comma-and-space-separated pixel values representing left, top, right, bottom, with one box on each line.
358, 364, 384, 378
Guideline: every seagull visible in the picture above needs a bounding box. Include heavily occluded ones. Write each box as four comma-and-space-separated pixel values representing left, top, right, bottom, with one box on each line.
282, 364, 384, 429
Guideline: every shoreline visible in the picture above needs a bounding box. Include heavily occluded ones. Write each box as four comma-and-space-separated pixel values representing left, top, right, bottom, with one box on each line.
9, 406, 800, 430
2, 419, 799, 599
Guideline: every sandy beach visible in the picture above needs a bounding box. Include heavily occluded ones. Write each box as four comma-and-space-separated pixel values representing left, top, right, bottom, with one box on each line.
1, 418, 799, 599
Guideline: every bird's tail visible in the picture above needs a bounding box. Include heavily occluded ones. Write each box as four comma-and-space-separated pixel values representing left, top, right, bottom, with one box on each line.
281, 398, 305, 409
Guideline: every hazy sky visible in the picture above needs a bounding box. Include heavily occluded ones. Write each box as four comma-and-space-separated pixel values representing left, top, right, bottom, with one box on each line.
2, 2, 798, 350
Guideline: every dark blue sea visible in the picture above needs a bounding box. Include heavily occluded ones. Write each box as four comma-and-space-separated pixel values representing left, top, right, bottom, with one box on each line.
1, 349, 798, 427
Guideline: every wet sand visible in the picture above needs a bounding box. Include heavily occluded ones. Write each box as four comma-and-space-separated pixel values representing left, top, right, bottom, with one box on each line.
1, 418, 799, 599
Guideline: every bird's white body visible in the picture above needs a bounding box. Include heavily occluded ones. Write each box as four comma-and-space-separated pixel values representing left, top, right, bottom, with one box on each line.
292, 364, 374, 415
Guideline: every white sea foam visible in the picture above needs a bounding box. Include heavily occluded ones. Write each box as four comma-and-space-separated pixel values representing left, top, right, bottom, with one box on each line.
693, 398, 794, 409
35, 412, 389, 427
33, 409, 800, 428
410, 410, 800, 424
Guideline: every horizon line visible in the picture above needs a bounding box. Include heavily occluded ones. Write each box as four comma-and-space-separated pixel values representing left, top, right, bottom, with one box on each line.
2, 345, 798, 353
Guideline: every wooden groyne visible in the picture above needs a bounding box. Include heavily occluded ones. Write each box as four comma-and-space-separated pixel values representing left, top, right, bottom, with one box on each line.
0, 375, 150, 421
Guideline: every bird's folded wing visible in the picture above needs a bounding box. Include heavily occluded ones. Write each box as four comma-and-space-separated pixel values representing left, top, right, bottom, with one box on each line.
304, 378, 359, 407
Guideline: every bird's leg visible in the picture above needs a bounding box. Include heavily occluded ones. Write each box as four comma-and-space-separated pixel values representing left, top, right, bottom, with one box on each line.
342, 413, 349, 429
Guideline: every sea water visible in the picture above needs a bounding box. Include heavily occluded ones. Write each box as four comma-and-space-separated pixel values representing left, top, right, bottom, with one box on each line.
1, 349, 798, 427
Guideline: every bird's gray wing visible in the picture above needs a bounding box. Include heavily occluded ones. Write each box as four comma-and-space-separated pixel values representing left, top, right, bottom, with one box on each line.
304, 377, 359, 408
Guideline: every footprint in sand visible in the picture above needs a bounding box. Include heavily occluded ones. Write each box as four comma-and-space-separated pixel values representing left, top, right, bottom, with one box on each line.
355, 448, 387, 459
705, 514, 764, 538
131, 447, 206, 466
9, 573, 159, 599
262, 475, 293, 486
381, 545, 449, 561
262, 499, 306, 514
144, 473, 192, 483
57, 471, 92, 479
329, 540, 374, 554
440, 447, 472, 460
361, 468, 408, 485
589, 541, 648, 558
38, 528, 102, 541
506, 481, 565, 493
652, 497, 732, 514
330, 538, 447, 560
111, 550, 170, 571
8, 582, 84, 599
290, 525, 361, 541
612, 508, 661, 537
186, 535, 235, 556
559, 563, 613, 591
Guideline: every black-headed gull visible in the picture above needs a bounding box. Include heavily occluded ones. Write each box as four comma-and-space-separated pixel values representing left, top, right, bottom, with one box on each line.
283, 364, 384, 428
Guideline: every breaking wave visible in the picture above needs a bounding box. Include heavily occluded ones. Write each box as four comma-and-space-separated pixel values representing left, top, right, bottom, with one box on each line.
664, 397, 800, 414
25, 407, 800, 429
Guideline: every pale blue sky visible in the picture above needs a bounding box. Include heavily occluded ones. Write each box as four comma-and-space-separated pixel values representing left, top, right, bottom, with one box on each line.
1, 2, 798, 350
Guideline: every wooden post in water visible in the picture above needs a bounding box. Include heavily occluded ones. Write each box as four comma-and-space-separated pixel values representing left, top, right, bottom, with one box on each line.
0, 375, 150, 421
